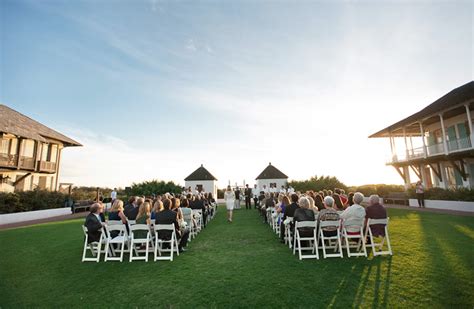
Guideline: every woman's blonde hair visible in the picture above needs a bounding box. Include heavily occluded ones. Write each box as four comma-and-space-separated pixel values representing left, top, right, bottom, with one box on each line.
110, 199, 124, 212
137, 202, 151, 221
153, 200, 163, 213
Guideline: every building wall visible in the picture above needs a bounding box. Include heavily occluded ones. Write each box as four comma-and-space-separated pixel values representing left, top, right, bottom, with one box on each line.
0, 171, 58, 193
256, 179, 288, 190
184, 180, 217, 197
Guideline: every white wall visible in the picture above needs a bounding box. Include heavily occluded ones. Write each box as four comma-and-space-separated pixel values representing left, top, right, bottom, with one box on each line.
0, 207, 71, 226
409, 199, 474, 212
257, 179, 288, 190
184, 180, 217, 197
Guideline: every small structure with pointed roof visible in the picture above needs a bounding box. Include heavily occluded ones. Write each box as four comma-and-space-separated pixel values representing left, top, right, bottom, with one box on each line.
184, 164, 218, 197
0, 104, 82, 193
255, 162, 288, 190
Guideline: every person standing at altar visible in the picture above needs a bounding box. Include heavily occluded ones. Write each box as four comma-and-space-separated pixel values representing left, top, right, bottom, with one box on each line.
262, 184, 268, 193
234, 187, 241, 209
224, 186, 235, 222
252, 184, 259, 209
244, 184, 252, 210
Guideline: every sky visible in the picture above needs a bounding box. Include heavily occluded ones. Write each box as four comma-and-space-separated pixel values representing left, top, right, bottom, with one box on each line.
0, 0, 472, 188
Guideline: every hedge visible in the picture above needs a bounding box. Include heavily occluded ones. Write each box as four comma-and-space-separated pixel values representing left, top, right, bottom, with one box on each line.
0, 190, 68, 214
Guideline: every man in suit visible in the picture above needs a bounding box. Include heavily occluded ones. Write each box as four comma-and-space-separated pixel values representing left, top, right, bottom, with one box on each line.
155, 198, 189, 252
280, 193, 300, 242
84, 203, 105, 243
252, 184, 259, 209
244, 184, 252, 210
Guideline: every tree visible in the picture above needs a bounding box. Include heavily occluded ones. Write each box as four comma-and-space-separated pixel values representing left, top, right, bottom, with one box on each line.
288, 175, 348, 192
128, 180, 182, 196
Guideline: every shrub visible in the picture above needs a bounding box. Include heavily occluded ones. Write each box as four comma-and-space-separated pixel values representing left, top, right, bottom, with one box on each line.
347, 184, 406, 197
127, 180, 182, 196
0, 190, 68, 214
289, 175, 348, 193
407, 187, 474, 201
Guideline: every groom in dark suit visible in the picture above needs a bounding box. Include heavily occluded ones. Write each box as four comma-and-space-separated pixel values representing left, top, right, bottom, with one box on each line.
244, 184, 252, 210
84, 203, 105, 243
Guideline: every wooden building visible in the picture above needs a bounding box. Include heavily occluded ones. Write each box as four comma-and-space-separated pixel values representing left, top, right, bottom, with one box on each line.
369, 81, 474, 189
0, 105, 82, 192
256, 162, 288, 189
184, 164, 218, 197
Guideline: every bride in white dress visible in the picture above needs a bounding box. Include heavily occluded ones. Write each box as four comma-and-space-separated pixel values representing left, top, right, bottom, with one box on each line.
224, 185, 235, 222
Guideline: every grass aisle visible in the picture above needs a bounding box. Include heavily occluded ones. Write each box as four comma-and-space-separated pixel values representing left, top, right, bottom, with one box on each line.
0, 206, 473, 307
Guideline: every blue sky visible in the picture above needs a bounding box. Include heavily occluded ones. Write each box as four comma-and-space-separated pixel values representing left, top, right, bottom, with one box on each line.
1, 0, 472, 188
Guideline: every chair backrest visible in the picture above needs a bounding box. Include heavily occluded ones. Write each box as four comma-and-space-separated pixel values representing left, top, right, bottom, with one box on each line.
367, 218, 388, 226
295, 221, 317, 229
106, 224, 127, 233
154, 223, 175, 231
107, 220, 123, 226
130, 224, 150, 232
319, 220, 341, 228
342, 218, 364, 228
127, 220, 136, 225
82, 225, 88, 236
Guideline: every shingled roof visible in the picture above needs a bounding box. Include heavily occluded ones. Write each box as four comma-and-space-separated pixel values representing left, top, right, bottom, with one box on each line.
0, 104, 82, 146
369, 81, 474, 138
185, 164, 217, 181
256, 162, 288, 180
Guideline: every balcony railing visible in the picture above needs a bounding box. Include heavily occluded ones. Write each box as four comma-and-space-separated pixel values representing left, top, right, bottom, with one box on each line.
19, 156, 35, 170
39, 161, 57, 173
0, 153, 18, 168
427, 142, 445, 156
447, 136, 472, 152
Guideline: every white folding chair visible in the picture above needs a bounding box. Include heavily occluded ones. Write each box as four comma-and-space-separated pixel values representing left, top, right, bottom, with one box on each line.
81, 226, 105, 262
129, 224, 153, 262
183, 212, 195, 241
341, 218, 367, 257
284, 217, 294, 248
192, 210, 203, 233
319, 220, 343, 258
293, 221, 319, 260
365, 218, 393, 256
105, 224, 128, 262
154, 224, 180, 261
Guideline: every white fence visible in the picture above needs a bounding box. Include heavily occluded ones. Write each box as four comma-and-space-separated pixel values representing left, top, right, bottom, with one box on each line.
0, 207, 71, 226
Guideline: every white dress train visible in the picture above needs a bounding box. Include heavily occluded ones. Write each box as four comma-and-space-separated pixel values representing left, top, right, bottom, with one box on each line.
224, 191, 235, 211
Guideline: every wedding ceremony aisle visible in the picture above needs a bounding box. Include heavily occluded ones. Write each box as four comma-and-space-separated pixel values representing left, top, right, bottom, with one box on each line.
0, 206, 472, 307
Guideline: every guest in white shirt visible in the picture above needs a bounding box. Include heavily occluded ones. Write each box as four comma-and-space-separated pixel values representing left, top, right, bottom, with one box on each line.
280, 186, 287, 194
262, 184, 268, 193
269, 184, 277, 194
252, 184, 259, 209
340, 192, 366, 233
288, 186, 295, 194
111, 188, 117, 202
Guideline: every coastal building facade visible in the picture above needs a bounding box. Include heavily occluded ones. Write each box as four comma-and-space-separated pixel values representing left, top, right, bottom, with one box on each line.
370, 81, 474, 189
0, 105, 82, 193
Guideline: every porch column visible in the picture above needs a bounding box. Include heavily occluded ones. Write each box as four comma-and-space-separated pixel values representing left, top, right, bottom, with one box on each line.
465, 104, 473, 147
403, 127, 409, 159
403, 166, 411, 189
389, 132, 394, 161
419, 122, 427, 158
439, 114, 448, 155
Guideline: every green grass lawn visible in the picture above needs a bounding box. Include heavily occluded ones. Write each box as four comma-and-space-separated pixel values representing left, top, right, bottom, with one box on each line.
1, 206, 473, 308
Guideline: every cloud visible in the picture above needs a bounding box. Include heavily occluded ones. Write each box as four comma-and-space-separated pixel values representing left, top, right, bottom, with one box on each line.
186, 39, 197, 52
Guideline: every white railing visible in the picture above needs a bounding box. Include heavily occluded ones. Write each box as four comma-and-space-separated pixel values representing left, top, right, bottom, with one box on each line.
427, 142, 445, 156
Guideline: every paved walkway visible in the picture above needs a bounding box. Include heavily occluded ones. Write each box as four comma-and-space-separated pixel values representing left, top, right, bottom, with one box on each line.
0, 211, 88, 230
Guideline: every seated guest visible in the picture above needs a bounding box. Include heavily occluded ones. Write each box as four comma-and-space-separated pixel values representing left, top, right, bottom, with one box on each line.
335, 188, 348, 206
108, 199, 127, 223
276, 195, 290, 225
151, 200, 163, 220
133, 202, 151, 239
190, 195, 207, 227
171, 197, 185, 228
84, 203, 106, 243
314, 193, 324, 211
98, 202, 106, 223
124, 196, 138, 220
340, 192, 366, 234
180, 198, 194, 230
347, 192, 355, 207
280, 193, 300, 242
294, 197, 316, 237
318, 196, 340, 237
307, 196, 319, 215
155, 198, 190, 252
365, 194, 387, 237
332, 193, 345, 211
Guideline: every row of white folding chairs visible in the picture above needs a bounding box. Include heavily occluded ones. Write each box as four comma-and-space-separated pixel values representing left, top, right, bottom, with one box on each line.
278, 216, 392, 260
82, 223, 180, 262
